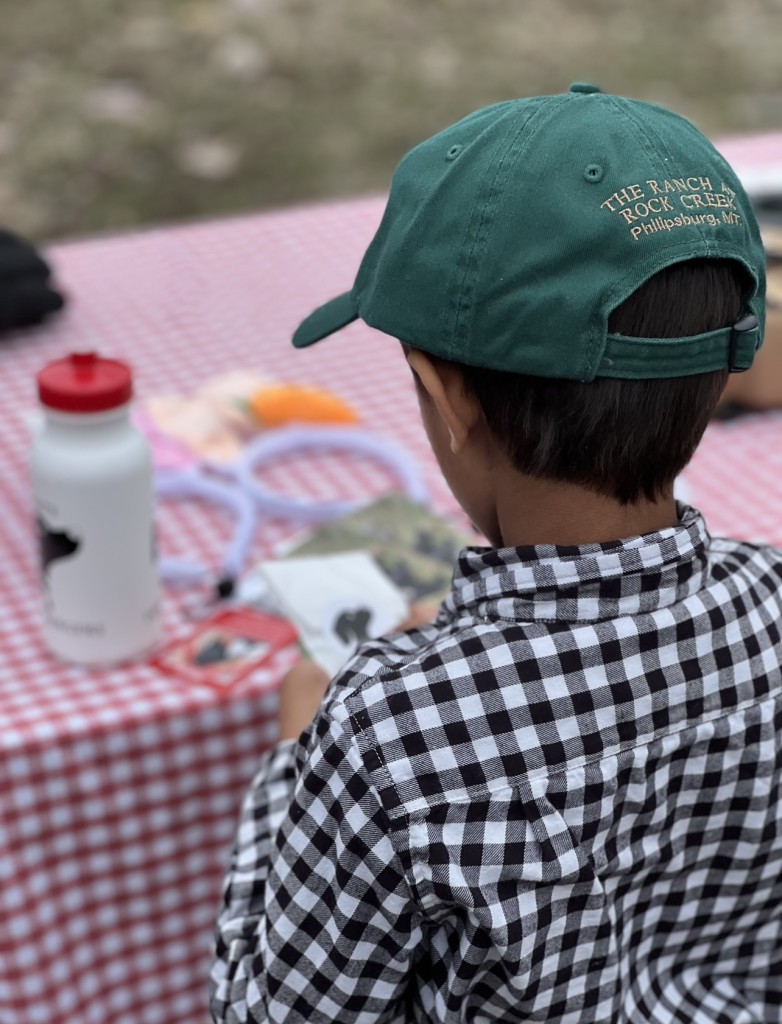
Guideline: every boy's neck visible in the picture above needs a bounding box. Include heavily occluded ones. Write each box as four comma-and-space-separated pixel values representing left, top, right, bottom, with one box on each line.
493, 472, 678, 549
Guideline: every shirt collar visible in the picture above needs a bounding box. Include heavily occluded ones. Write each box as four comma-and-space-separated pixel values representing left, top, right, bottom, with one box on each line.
445, 504, 711, 623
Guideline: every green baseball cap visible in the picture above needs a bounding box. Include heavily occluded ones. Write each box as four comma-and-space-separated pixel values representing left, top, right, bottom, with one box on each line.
293, 84, 766, 381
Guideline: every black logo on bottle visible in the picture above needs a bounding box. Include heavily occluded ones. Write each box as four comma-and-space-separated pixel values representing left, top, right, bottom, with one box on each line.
38, 517, 81, 578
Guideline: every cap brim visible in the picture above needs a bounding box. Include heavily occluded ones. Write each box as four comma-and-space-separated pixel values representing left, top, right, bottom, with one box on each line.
292, 292, 359, 348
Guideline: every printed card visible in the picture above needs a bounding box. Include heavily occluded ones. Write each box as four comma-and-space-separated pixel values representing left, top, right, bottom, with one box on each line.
152, 607, 298, 689
258, 551, 409, 676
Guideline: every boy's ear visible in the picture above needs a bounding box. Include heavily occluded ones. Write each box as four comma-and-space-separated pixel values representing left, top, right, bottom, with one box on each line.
405, 349, 482, 453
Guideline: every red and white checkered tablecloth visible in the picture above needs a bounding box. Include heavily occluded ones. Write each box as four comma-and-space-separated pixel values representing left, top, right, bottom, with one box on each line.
1, 131, 782, 1023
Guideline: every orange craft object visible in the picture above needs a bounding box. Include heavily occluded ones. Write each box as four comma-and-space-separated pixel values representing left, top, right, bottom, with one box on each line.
249, 384, 359, 428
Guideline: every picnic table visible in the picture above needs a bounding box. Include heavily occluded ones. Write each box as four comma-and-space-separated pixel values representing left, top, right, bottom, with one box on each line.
2, 132, 782, 1024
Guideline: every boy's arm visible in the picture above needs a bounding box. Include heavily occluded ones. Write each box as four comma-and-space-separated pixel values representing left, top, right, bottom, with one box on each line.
209, 710, 422, 1024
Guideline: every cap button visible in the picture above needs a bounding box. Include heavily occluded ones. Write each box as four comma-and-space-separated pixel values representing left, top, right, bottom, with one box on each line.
569, 82, 601, 94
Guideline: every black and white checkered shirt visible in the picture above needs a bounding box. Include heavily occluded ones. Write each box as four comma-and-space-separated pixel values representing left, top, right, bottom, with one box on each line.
210, 505, 782, 1023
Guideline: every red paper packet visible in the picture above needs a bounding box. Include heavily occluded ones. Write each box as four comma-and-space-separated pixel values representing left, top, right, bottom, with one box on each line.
152, 608, 298, 690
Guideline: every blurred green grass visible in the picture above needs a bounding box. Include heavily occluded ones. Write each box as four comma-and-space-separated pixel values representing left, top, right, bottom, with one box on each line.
1, 0, 781, 240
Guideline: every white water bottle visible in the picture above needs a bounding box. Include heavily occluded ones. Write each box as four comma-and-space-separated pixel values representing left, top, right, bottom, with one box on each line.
30, 352, 161, 665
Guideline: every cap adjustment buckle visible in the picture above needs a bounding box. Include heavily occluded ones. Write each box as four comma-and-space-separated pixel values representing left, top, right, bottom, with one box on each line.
728, 314, 760, 374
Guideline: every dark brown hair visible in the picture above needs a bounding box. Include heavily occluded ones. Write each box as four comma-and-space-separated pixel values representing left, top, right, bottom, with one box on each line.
459, 258, 749, 504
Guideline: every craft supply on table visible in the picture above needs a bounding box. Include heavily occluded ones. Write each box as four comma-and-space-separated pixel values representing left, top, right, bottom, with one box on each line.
249, 383, 358, 427
127, 373, 439, 660
138, 370, 426, 603
141, 370, 269, 464
30, 352, 161, 665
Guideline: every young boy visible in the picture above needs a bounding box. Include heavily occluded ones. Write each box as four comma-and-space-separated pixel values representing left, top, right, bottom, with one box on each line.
210, 85, 781, 1023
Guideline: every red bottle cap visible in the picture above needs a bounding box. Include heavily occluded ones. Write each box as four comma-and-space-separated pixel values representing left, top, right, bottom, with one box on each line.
37, 352, 133, 413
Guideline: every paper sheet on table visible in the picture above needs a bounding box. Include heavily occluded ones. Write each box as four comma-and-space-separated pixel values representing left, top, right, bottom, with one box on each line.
258, 551, 409, 677
282, 493, 473, 603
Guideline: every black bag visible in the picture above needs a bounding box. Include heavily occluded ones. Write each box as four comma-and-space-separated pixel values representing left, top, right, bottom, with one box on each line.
0, 229, 65, 332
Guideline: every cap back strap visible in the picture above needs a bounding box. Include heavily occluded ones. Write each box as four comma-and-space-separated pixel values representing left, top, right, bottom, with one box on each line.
598, 316, 761, 380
